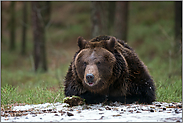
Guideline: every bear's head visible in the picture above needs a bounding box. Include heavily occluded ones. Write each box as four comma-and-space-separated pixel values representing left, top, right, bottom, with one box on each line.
74, 36, 128, 94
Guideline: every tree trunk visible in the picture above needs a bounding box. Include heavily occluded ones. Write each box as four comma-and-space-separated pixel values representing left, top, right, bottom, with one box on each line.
41, 1, 51, 71
108, 1, 116, 33
9, 1, 16, 51
114, 1, 129, 42
43, 1, 51, 26
174, 1, 182, 52
21, 2, 28, 55
31, 2, 48, 72
91, 1, 109, 38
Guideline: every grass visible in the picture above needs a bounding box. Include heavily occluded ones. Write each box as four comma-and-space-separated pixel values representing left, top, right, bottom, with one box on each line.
1, 1, 182, 109
1, 84, 64, 110
128, 1, 182, 102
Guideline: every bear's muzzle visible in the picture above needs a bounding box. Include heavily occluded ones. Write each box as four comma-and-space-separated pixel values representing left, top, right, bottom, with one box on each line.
86, 73, 95, 86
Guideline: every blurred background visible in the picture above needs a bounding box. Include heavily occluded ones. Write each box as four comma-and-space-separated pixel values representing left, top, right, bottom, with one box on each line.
1, 1, 182, 106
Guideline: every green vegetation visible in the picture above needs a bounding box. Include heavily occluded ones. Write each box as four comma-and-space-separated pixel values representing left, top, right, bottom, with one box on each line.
128, 2, 182, 102
1, 84, 64, 107
1, 2, 182, 109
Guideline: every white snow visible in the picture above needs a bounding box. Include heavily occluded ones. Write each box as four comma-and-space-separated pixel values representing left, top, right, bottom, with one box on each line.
1, 102, 182, 122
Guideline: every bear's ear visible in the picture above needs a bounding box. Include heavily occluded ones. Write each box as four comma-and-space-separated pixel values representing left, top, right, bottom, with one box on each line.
77, 36, 87, 49
106, 37, 116, 52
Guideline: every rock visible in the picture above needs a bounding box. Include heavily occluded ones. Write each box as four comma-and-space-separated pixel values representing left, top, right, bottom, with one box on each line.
150, 109, 154, 112
69, 109, 73, 111
159, 110, 163, 112
99, 112, 104, 114
175, 109, 180, 114
98, 108, 103, 111
100, 116, 104, 119
112, 114, 121, 117
47, 109, 52, 112
4, 113, 10, 117
31, 111, 36, 114
155, 104, 161, 107
177, 105, 182, 108
77, 110, 81, 113
163, 107, 166, 110
42, 110, 47, 113
128, 110, 133, 113
136, 111, 141, 113
113, 108, 119, 111
32, 114, 37, 117
105, 106, 111, 110
22, 112, 28, 116
51, 110, 57, 113
59, 110, 66, 116
54, 114, 59, 116
67, 112, 74, 116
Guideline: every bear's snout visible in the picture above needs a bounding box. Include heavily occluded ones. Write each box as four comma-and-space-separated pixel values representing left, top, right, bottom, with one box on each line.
86, 73, 94, 82
86, 73, 94, 86
84, 64, 100, 87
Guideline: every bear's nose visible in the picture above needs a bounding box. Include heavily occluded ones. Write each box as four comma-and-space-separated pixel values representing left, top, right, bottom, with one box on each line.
86, 73, 94, 82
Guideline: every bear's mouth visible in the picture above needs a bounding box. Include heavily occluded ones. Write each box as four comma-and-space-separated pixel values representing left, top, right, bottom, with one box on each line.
88, 81, 94, 86
83, 79, 109, 93
84, 78, 101, 87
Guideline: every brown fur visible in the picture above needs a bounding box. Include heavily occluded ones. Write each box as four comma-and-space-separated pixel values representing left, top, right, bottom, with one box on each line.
64, 35, 156, 104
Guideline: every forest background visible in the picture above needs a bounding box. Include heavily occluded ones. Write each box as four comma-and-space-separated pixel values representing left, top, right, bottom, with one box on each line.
1, 1, 182, 109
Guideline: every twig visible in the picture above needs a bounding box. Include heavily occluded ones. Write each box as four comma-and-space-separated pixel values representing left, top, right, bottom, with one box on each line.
53, 93, 60, 104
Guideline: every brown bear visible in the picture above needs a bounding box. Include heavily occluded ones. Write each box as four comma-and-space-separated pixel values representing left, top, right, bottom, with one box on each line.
64, 35, 156, 104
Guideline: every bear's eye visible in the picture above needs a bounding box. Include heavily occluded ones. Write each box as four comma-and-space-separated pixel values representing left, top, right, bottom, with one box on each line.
84, 62, 87, 66
96, 61, 101, 66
